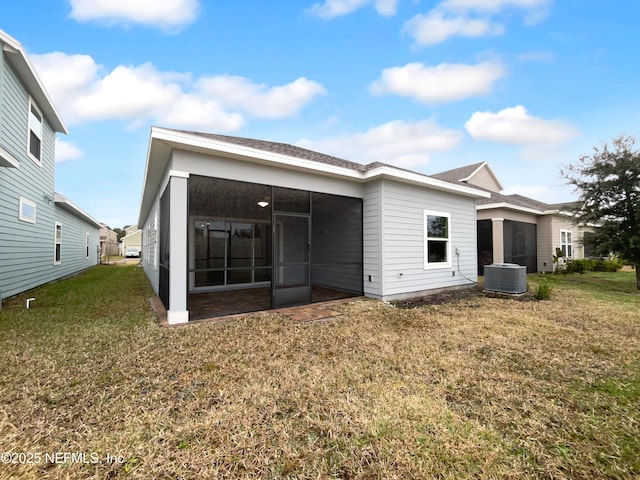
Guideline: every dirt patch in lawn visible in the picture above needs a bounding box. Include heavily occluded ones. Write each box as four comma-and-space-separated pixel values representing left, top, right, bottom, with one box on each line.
392, 285, 535, 308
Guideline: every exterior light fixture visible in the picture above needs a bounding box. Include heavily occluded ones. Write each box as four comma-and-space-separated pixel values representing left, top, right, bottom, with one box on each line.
257, 201, 269, 208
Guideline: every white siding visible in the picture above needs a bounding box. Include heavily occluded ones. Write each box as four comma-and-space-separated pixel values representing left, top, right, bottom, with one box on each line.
378, 180, 477, 300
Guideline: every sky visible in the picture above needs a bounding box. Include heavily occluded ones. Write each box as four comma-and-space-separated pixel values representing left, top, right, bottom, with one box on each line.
3, 0, 639, 228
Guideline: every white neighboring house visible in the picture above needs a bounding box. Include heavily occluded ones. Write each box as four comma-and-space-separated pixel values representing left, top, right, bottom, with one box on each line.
137, 127, 490, 325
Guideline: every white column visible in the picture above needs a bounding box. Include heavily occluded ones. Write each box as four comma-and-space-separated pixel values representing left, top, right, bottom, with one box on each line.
167, 171, 189, 325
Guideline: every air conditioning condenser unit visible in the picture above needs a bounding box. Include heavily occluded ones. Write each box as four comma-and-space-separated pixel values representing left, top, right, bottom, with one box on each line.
484, 263, 527, 294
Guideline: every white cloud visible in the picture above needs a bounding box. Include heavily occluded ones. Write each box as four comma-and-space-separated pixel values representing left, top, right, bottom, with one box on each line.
31, 52, 325, 132
68, 0, 200, 30
307, 0, 398, 18
405, 0, 551, 47
404, 10, 504, 46
465, 106, 579, 145
441, 0, 549, 13
374, 0, 400, 16
440, 0, 552, 23
371, 61, 505, 103
196, 76, 327, 118
298, 119, 462, 168
55, 139, 84, 162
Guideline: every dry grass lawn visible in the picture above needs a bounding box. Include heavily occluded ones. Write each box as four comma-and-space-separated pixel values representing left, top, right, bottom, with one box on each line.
0, 266, 638, 479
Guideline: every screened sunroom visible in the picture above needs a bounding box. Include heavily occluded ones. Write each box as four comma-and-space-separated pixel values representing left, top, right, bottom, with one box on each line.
185, 175, 363, 319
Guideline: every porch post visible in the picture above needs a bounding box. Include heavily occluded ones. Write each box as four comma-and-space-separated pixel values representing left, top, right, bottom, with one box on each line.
491, 218, 504, 264
168, 171, 189, 324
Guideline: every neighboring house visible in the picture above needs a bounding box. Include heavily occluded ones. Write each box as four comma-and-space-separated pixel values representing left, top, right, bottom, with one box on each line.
0, 30, 101, 302
100, 224, 119, 257
121, 228, 142, 256
138, 127, 490, 324
432, 162, 597, 274
124, 225, 138, 236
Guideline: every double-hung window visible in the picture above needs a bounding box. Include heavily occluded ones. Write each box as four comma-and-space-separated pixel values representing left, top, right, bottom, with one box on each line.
28, 98, 43, 164
560, 230, 573, 258
86, 233, 90, 259
54, 222, 62, 265
424, 210, 451, 268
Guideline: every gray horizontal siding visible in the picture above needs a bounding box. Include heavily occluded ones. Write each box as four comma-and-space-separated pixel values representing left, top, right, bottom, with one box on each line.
363, 180, 382, 298
0, 53, 98, 300
379, 180, 477, 299
141, 197, 160, 295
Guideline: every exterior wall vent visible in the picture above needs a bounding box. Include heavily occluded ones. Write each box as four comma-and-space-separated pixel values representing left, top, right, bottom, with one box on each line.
483, 263, 527, 294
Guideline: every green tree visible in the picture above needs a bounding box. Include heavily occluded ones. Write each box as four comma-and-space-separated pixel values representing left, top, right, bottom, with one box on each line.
562, 134, 640, 289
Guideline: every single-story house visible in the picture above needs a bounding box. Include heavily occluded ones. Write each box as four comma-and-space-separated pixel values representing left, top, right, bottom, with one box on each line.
138, 127, 490, 324
432, 162, 597, 274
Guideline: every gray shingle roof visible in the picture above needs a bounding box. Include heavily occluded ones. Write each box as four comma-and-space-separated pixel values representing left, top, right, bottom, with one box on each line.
477, 190, 551, 211
431, 162, 485, 184
177, 130, 371, 172
433, 162, 556, 212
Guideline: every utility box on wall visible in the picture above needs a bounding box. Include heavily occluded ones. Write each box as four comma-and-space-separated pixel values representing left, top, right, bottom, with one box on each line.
484, 263, 527, 294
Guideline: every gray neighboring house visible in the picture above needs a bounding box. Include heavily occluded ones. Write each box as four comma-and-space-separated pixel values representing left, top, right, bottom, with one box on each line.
138, 127, 490, 324
0, 30, 101, 302
432, 162, 597, 274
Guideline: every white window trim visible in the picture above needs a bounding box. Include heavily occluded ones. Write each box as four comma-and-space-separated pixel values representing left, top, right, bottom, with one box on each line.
424, 210, 452, 269
27, 97, 43, 165
86, 233, 90, 259
54, 222, 62, 265
19, 197, 37, 223
560, 229, 573, 258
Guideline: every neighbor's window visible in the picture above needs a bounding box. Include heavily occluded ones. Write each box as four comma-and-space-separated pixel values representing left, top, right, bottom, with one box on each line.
86, 233, 90, 258
54, 222, 62, 264
560, 230, 573, 258
19, 197, 37, 223
424, 210, 451, 268
28, 98, 43, 163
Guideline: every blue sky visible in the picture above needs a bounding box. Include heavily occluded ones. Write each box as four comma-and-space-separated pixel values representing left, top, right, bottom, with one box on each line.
4, 0, 639, 228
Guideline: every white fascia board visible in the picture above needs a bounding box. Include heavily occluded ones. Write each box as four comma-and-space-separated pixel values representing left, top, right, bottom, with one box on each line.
477, 202, 544, 215
0, 145, 20, 168
460, 162, 487, 182
542, 209, 575, 217
363, 165, 491, 199
152, 127, 363, 180
461, 162, 504, 190
0, 30, 67, 134
54, 192, 102, 228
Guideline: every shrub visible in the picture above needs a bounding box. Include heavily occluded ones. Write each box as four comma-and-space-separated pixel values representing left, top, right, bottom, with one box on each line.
593, 259, 623, 272
534, 279, 553, 300
566, 259, 589, 274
